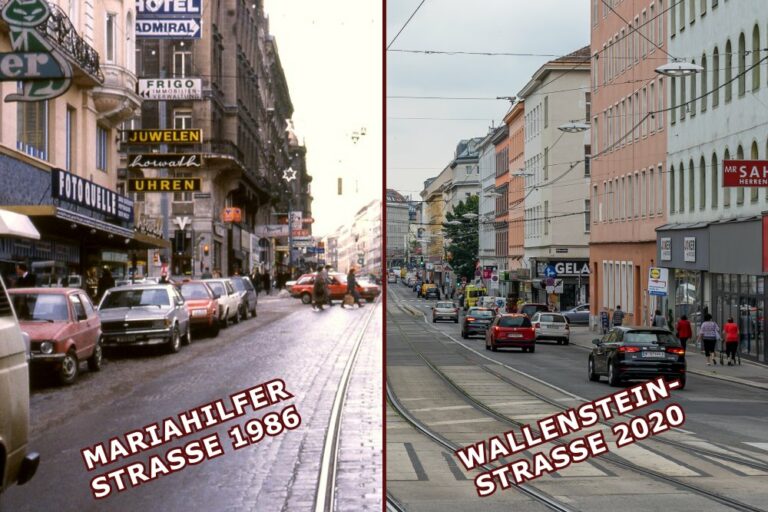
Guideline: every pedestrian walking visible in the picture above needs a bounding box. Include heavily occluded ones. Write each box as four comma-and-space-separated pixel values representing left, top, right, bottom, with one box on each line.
201, 266, 213, 279
97, 266, 115, 300
14, 263, 35, 288
723, 317, 740, 365
600, 309, 610, 335
612, 305, 626, 327
322, 265, 335, 307
652, 309, 667, 329
697, 313, 721, 366
251, 268, 262, 296
675, 314, 692, 348
312, 270, 327, 311
344, 267, 364, 308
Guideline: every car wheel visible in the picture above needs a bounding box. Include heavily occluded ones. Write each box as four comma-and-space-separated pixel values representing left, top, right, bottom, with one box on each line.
59, 349, 79, 385
251, 306, 257, 318
182, 325, 192, 346
564, 339, 570, 345
432, 317, 437, 323
607, 360, 620, 386
485, 339, 490, 351
301, 293, 312, 305
588, 356, 599, 381
674, 375, 686, 390
490, 341, 498, 352
454, 318, 459, 323
461, 330, 467, 339
87, 339, 103, 372
233, 307, 241, 324
210, 319, 221, 337
529, 345, 536, 353
168, 327, 182, 354
557, 340, 562, 345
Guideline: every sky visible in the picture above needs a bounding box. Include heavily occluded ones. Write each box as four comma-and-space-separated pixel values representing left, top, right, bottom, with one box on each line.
264, 0, 382, 237
386, 0, 590, 199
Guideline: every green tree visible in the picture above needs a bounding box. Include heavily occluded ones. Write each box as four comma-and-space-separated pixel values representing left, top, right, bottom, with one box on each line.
442, 195, 479, 281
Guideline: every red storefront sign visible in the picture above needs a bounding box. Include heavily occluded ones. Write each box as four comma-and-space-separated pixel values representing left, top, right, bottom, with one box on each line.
723, 160, 768, 187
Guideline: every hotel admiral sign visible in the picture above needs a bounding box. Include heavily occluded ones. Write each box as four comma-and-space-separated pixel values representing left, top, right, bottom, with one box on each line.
52, 169, 134, 223
124, 129, 202, 144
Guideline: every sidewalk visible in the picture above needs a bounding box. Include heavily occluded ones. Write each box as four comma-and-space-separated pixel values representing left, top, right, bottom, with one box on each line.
569, 327, 768, 390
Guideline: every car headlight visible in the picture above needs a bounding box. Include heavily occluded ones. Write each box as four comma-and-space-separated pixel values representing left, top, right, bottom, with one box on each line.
40, 341, 54, 354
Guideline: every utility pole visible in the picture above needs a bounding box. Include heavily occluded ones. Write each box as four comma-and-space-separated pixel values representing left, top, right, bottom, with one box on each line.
159, 58, 171, 276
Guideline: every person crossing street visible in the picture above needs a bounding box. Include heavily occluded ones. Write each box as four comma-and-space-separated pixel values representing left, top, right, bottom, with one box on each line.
344, 267, 364, 308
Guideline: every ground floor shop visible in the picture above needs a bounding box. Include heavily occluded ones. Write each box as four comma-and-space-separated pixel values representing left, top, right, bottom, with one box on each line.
529, 258, 590, 312
589, 242, 657, 329
657, 217, 768, 363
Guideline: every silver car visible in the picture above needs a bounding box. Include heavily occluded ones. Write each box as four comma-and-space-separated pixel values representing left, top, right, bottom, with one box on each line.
432, 301, 459, 323
531, 312, 570, 345
98, 285, 191, 353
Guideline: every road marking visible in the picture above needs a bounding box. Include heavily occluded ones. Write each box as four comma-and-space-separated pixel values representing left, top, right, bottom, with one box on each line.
386, 443, 423, 481
745, 442, 768, 453
404, 442, 429, 481
612, 443, 701, 477
422, 417, 497, 426
442, 451, 469, 480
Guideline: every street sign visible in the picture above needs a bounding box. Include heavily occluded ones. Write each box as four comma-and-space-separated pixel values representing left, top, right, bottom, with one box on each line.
138, 78, 202, 100
723, 160, 768, 187
306, 247, 325, 254
543, 265, 558, 278
275, 245, 289, 251
124, 129, 202, 144
127, 178, 201, 192
136, 18, 202, 39
221, 208, 242, 223
648, 267, 669, 296
293, 240, 314, 248
292, 229, 309, 237
136, 0, 202, 17
255, 225, 289, 237
127, 154, 202, 169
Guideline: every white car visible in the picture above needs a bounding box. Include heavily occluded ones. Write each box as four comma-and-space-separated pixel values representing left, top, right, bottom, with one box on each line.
531, 312, 570, 345
387, 274, 397, 283
203, 279, 241, 327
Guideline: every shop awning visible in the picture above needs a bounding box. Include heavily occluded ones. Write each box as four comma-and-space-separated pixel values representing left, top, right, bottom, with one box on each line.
0, 208, 40, 240
2, 205, 169, 250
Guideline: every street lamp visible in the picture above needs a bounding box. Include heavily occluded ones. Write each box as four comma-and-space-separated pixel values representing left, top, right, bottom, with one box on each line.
655, 60, 704, 77
558, 121, 590, 133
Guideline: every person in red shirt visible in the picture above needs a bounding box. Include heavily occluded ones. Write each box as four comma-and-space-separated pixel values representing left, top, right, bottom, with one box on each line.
723, 317, 740, 365
675, 315, 692, 348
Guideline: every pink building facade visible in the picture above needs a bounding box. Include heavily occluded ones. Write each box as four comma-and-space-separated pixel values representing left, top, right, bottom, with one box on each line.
589, 0, 668, 326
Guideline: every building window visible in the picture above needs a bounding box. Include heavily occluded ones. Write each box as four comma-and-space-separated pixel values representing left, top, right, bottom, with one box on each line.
106, 13, 116, 63
701, 54, 707, 111
657, 164, 663, 213
585, 199, 591, 233
65, 107, 75, 171
723, 149, 731, 207
725, 40, 733, 102
670, 165, 676, 213
712, 47, 720, 107
657, 78, 664, 129
752, 142, 759, 203
753, 25, 761, 92
173, 110, 193, 130
670, 77, 677, 124
96, 125, 108, 171
690, 63, 696, 115
173, 43, 192, 77
678, 161, 685, 212
737, 145, 745, 204
711, 153, 718, 208
544, 96, 548, 128
688, 159, 695, 211
700, 156, 706, 209
738, 33, 746, 97
17, 99, 48, 160
544, 201, 549, 235
585, 145, 591, 176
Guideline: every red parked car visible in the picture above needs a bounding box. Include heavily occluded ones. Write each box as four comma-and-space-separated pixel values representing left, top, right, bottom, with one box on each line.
9, 288, 103, 385
485, 313, 536, 353
180, 281, 220, 336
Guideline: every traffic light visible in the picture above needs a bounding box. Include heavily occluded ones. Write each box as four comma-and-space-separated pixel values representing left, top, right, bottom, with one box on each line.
420, 257, 424, 267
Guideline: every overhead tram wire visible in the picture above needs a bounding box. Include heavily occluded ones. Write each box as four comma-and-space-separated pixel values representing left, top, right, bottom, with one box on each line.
387, 0, 427, 50
600, 0, 674, 59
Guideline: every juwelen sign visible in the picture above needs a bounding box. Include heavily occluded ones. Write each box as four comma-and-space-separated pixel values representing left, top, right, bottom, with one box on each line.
723, 160, 768, 187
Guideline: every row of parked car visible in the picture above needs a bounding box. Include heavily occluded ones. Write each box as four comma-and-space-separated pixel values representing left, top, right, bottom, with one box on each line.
8, 275, 259, 387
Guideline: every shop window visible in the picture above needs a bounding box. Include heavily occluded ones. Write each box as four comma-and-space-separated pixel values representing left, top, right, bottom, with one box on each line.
17, 97, 48, 160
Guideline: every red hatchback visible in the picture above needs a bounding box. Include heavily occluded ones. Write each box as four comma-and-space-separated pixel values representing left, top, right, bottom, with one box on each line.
180, 281, 220, 336
486, 314, 536, 353
9, 288, 102, 385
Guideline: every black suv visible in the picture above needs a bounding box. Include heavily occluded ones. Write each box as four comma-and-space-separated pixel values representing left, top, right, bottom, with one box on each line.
588, 327, 686, 389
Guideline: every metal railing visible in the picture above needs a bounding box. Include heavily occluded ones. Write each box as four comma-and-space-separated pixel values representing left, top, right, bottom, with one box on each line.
42, 4, 103, 82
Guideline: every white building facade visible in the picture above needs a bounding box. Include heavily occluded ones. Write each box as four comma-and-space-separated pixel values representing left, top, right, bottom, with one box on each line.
659, 0, 768, 362
477, 130, 498, 291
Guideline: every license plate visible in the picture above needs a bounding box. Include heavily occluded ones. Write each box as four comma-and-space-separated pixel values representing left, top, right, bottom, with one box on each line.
508, 333, 523, 338
642, 351, 665, 358
115, 336, 133, 343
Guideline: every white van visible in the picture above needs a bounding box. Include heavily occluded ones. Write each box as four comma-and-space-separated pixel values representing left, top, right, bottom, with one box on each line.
0, 209, 40, 492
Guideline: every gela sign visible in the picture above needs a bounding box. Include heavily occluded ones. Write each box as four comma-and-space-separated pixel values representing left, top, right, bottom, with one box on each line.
551, 261, 591, 276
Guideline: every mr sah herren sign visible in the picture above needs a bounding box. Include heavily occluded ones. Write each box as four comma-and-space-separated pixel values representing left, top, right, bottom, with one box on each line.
124, 129, 202, 144
723, 160, 768, 186
127, 178, 202, 192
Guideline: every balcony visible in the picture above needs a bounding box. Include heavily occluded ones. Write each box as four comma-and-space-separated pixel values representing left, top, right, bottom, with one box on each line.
40, 4, 104, 86
93, 64, 142, 126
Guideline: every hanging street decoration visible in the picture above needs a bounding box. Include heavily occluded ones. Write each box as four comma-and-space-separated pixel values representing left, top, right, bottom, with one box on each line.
282, 167, 297, 182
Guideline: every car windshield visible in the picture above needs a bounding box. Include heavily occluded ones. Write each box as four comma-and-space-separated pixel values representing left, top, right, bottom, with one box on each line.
469, 309, 494, 318
181, 283, 210, 300
12, 293, 68, 322
499, 316, 531, 327
230, 279, 246, 292
101, 289, 170, 309
623, 331, 681, 346
207, 282, 226, 296
298, 276, 314, 285
436, 302, 454, 309
540, 314, 566, 323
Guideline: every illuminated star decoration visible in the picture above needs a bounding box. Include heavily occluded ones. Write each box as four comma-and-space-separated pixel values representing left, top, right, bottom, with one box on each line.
282, 167, 297, 182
